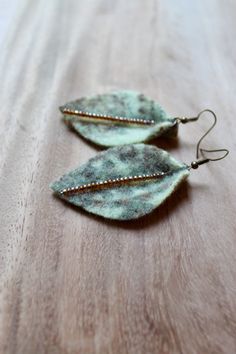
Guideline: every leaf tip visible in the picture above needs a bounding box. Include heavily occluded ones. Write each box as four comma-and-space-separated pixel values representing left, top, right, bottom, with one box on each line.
59, 105, 65, 114
49, 180, 60, 195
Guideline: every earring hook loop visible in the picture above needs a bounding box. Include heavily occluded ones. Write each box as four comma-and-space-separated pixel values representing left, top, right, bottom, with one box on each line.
199, 148, 229, 161
195, 109, 217, 159
188, 109, 229, 169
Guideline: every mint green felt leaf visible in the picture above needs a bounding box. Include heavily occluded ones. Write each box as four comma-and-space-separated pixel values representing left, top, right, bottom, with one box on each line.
60, 90, 177, 147
51, 144, 189, 220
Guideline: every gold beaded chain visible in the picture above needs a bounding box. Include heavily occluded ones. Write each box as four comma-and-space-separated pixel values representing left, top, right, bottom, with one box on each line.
61, 171, 169, 196
61, 108, 156, 126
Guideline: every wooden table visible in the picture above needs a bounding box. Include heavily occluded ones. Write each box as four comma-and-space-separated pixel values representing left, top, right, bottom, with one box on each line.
1, 1, 235, 353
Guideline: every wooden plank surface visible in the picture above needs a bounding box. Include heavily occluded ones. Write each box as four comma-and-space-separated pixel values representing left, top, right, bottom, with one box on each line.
0, 0, 236, 353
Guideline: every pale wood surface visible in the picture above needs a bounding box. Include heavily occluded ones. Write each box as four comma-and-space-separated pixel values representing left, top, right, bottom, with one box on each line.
0, 1, 236, 353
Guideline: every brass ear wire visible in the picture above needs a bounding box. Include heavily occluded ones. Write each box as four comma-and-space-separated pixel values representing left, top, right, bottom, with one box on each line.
188, 109, 229, 169
195, 109, 217, 159
175, 108, 217, 126
199, 148, 229, 161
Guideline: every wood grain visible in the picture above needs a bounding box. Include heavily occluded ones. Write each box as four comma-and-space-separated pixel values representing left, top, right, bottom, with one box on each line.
0, 0, 236, 353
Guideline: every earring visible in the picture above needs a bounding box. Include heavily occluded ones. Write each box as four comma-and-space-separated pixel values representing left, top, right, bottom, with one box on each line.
51, 111, 229, 220
60, 90, 212, 147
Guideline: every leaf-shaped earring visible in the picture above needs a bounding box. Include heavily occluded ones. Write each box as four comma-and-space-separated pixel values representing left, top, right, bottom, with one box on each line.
51, 111, 229, 220
60, 90, 211, 147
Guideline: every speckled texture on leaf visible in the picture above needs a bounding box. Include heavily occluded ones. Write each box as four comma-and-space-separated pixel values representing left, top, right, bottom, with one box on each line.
51, 144, 189, 220
60, 90, 177, 147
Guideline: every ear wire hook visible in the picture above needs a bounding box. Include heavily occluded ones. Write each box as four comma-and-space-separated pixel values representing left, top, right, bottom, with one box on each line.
188, 109, 229, 169
199, 148, 229, 161
175, 108, 216, 126
195, 109, 217, 159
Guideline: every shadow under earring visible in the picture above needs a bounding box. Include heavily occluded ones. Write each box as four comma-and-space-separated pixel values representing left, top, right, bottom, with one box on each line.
60, 90, 212, 147
51, 111, 229, 220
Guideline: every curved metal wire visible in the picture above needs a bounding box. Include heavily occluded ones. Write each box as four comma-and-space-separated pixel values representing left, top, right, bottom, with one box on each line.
189, 109, 229, 169
199, 148, 229, 161
195, 109, 217, 159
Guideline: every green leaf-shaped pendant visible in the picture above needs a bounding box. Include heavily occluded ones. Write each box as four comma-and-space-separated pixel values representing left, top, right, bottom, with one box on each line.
60, 91, 177, 147
51, 144, 189, 220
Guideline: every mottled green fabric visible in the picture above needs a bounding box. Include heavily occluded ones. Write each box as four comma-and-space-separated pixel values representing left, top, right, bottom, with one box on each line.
51, 144, 189, 220
60, 90, 177, 147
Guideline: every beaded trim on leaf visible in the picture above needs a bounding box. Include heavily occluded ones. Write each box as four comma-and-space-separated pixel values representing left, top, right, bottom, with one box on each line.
61, 108, 155, 126
60, 171, 169, 196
